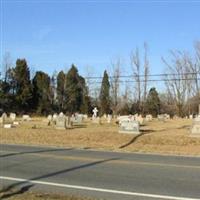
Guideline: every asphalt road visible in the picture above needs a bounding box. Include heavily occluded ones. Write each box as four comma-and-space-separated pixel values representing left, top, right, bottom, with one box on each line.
0, 144, 200, 200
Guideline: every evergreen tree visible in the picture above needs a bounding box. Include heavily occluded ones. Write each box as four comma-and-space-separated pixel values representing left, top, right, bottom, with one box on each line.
32, 71, 51, 114
145, 87, 161, 117
14, 59, 32, 112
79, 75, 91, 114
57, 71, 66, 111
65, 64, 82, 113
99, 70, 110, 115
0, 80, 11, 111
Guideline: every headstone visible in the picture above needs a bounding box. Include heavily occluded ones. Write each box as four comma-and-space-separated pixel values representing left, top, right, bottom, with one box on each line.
0, 117, 3, 124
52, 113, 58, 124
173, 115, 179, 120
145, 114, 153, 122
191, 109, 200, 136
10, 113, 16, 121
13, 121, 19, 125
189, 114, 193, 119
59, 112, 64, 117
71, 113, 83, 124
119, 121, 140, 134
55, 115, 66, 130
164, 114, 170, 120
107, 114, 112, 123
92, 107, 98, 118
1, 113, 7, 123
4, 124, 12, 129
117, 115, 134, 125
83, 114, 88, 120
66, 116, 72, 128
92, 107, 99, 123
158, 114, 165, 122
136, 115, 144, 125
47, 115, 52, 125
47, 115, 52, 121
22, 115, 31, 121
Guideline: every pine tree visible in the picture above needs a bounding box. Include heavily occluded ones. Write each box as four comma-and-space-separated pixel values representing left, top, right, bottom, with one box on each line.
65, 64, 82, 113
79, 75, 91, 114
145, 87, 161, 117
99, 70, 110, 115
14, 59, 32, 112
32, 71, 51, 114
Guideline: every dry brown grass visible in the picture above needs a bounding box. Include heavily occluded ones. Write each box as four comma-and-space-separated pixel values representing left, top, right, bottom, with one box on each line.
1, 117, 200, 155
0, 189, 95, 200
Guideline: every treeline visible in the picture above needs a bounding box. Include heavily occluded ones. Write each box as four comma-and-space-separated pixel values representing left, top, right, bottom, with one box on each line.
0, 41, 200, 117
0, 59, 92, 115
0, 58, 162, 116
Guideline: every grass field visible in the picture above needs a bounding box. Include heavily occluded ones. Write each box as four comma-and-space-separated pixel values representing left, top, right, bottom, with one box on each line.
1, 117, 200, 155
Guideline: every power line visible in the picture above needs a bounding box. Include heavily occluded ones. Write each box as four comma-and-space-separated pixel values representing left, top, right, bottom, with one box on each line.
85, 72, 200, 79
90, 77, 200, 84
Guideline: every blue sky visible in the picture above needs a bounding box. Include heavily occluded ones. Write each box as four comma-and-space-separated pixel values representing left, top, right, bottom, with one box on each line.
1, 0, 200, 81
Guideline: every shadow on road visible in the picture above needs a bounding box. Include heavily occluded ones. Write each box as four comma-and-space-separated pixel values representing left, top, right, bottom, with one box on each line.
0, 157, 119, 199
0, 148, 74, 158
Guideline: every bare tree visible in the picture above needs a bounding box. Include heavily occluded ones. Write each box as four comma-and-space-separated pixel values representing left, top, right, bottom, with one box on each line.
110, 58, 121, 115
162, 50, 192, 116
130, 43, 150, 113
193, 41, 200, 98
2, 52, 12, 82
84, 65, 94, 97
143, 42, 150, 102
130, 47, 141, 111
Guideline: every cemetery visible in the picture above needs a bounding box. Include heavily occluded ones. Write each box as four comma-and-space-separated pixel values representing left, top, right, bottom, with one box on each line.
1, 111, 200, 156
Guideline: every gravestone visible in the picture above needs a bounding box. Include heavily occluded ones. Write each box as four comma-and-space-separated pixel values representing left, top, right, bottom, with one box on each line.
4, 124, 13, 129
71, 113, 83, 124
10, 113, 16, 121
55, 115, 66, 130
2, 113, 7, 120
0, 117, 4, 124
66, 116, 72, 128
47, 115, 52, 121
83, 114, 88, 120
47, 114, 52, 125
13, 121, 19, 126
191, 105, 200, 136
136, 115, 144, 125
22, 115, 31, 121
92, 107, 98, 118
107, 114, 112, 123
52, 113, 58, 124
145, 114, 153, 122
158, 114, 165, 122
0, 113, 7, 124
119, 121, 140, 134
164, 114, 170, 120
92, 107, 99, 123
59, 112, 64, 117
117, 115, 133, 125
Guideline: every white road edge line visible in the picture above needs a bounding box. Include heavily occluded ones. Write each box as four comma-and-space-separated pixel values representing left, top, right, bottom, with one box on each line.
0, 176, 199, 200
